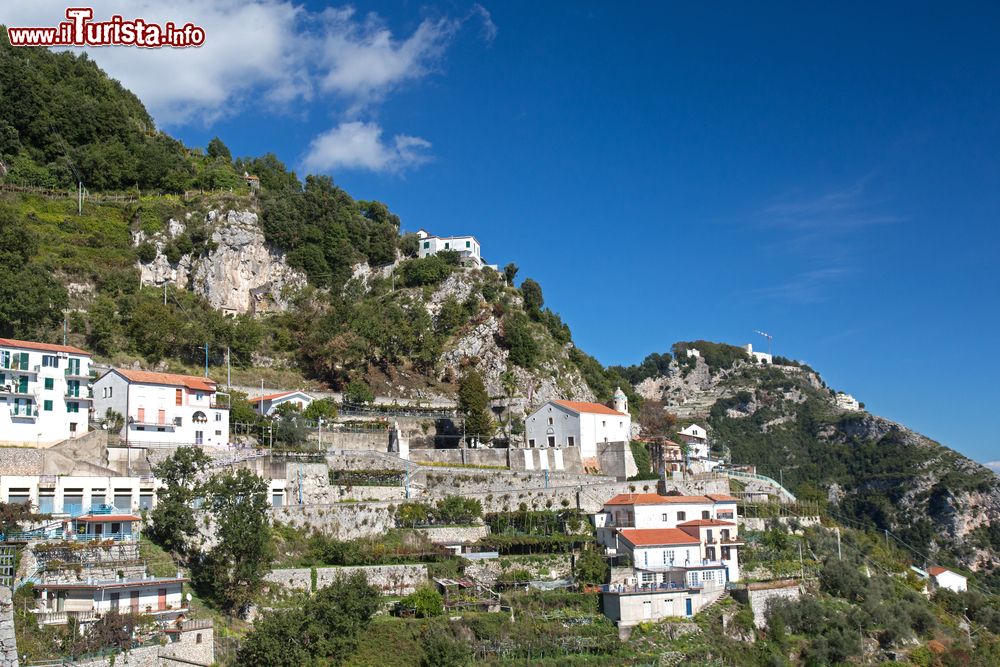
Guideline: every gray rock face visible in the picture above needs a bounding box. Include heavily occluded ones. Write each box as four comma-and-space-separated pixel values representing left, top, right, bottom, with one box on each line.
0, 586, 17, 667
135, 209, 306, 314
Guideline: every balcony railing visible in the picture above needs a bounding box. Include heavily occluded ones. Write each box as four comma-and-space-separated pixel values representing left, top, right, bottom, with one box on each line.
35, 610, 97, 625
10, 406, 38, 418
600, 581, 695, 594
69, 532, 137, 543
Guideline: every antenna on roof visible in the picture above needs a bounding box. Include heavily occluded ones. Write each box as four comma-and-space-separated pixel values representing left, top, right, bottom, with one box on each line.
754, 330, 773, 357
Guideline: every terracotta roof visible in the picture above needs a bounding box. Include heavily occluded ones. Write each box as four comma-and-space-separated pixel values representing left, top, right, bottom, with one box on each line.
705, 494, 739, 502
73, 514, 141, 523
605, 494, 715, 506
928, 566, 959, 577
249, 390, 297, 404
552, 400, 627, 416
0, 338, 90, 356
677, 519, 736, 527
619, 528, 701, 547
111, 369, 216, 392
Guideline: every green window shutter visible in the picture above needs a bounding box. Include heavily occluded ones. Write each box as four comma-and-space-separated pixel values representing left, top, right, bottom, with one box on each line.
43, 400, 52, 411
19, 352, 28, 370
18, 376, 27, 393
44, 378, 53, 390
423, 241, 429, 249
466, 241, 471, 248
68, 402, 78, 413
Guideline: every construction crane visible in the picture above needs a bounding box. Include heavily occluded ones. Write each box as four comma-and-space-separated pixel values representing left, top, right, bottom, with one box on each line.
754, 330, 773, 357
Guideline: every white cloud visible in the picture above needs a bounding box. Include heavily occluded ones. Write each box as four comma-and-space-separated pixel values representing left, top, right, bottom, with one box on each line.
3, 1, 308, 124
302, 121, 430, 173
985, 461, 1000, 475
316, 7, 460, 108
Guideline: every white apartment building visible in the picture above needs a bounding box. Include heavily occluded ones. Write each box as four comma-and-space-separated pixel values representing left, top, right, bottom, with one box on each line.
34, 573, 188, 626
525, 389, 631, 461
93, 370, 230, 447
595, 493, 742, 583
678, 424, 710, 460
835, 392, 861, 411
0, 338, 92, 447
249, 390, 314, 417
415, 229, 496, 269
1, 474, 157, 516
744, 343, 773, 364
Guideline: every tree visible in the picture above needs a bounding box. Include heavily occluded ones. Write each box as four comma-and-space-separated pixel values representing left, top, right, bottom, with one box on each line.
343, 380, 374, 405
274, 415, 310, 448
457, 368, 495, 444
520, 278, 543, 316
396, 502, 431, 527
401, 584, 443, 618
503, 313, 539, 368
148, 446, 212, 556
421, 626, 471, 667
639, 400, 678, 440
575, 546, 610, 584
194, 469, 273, 616
503, 262, 519, 285
234, 606, 310, 667
303, 398, 337, 421
434, 496, 482, 525
206, 137, 232, 162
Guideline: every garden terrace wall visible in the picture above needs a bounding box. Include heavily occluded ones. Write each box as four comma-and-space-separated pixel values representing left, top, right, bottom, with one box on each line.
265, 564, 427, 596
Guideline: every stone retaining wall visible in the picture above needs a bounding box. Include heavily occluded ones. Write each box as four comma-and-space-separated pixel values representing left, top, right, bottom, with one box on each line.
0, 588, 16, 667
265, 564, 427, 596
730, 581, 801, 628
414, 526, 488, 545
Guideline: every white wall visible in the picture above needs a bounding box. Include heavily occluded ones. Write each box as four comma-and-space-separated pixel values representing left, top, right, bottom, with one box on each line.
0, 345, 91, 446
525, 402, 630, 459
935, 571, 967, 593
417, 235, 481, 263
94, 373, 230, 447
1, 474, 159, 515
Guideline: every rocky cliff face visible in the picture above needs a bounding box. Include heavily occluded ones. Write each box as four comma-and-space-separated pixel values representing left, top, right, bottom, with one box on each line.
134, 209, 306, 315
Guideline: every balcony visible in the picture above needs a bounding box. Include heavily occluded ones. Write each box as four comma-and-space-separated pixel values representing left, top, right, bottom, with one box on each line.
10, 406, 38, 419
35, 610, 97, 625
599, 581, 695, 595
0, 385, 32, 397
64, 368, 89, 380
1, 363, 36, 374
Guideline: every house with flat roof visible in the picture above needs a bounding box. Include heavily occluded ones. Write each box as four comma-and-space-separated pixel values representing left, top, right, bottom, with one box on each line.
33, 572, 188, 626
0, 338, 92, 447
415, 229, 497, 269
93, 369, 230, 447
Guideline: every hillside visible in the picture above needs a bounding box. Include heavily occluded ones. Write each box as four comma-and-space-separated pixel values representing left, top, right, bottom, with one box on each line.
0, 30, 634, 415
625, 343, 1000, 589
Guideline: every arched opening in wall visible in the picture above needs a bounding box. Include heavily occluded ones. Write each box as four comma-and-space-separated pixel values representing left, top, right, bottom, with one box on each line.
192, 411, 208, 424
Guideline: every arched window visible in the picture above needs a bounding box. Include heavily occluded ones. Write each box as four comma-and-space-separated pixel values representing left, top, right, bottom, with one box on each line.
192, 411, 208, 424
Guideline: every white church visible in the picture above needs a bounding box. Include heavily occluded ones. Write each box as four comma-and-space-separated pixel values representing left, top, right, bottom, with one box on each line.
525, 388, 632, 460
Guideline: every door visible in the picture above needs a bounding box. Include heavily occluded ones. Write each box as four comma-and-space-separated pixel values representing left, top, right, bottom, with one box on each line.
642, 600, 652, 620
158, 588, 167, 611
130, 591, 140, 613
685, 598, 693, 616
17, 376, 27, 393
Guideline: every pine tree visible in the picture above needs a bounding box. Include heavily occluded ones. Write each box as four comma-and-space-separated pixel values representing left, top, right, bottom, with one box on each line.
457, 368, 495, 445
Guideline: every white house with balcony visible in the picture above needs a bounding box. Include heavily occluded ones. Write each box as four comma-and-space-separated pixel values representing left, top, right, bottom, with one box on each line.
0, 338, 92, 447
834, 392, 861, 411
1, 473, 157, 517
249, 390, 314, 417
415, 229, 496, 269
678, 424, 710, 460
525, 389, 631, 461
594, 492, 742, 628
93, 370, 229, 448
33, 571, 188, 627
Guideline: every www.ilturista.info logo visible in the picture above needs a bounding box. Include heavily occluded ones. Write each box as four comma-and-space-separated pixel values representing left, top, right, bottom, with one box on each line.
7, 7, 206, 48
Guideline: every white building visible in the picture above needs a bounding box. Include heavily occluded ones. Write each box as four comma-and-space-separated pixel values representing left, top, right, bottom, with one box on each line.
744, 343, 772, 364
929, 566, 967, 593
249, 390, 314, 417
595, 492, 742, 628
595, 493, 742, 584
1, 473, 157, 516
525, 389, 631, 460
415, 229, 496, 269
93, 370, 230, 448
0, 338, 92, 447
834, 392, 861, 411
33, 572, 188, 626
678, 424, 710, 460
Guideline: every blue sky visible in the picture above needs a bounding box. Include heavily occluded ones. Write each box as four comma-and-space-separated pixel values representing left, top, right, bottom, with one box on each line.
8, 1, 998, 466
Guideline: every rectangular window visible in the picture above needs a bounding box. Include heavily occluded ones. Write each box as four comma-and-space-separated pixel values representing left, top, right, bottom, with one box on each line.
107, 387, 112, 398
215, 412, 222, 421
19, 352, 28, 370
139, 493, 154, 510
677, 512, 686, 521
63, 494, 83, 514
175, 389, 183, 406
547, 436, 555, 447
66, 358, 80, 375
465, 240, 471, 248
272, 492, 283, 508
444, 242, 449, 249
215, 430, 222, 436
196, 392, 203, 401
110, 592, 120, 610
43, 400, 52, 411
706, 546, 716, 561
7, 489, 30, 505
567, 436, 575, 447
38, 494, 54, 514
44, 378, 53, 390
423, 241, 429, 249
702, 510, 710, 519
42, 355, 58, 368
664, 549, 674, 564
195, 430, 204, 445
111, 522, 121, 534
707, 530, 714, 543
722, 546, 731, 560
67, 402, 79, 413
114, 492, 132, 511
642, 572, 656, 583
528, 439, 535, 448
91, 492, 106, 509
66, 380, 79, 397
18, 376, 28, 393
662, 513, 668, 522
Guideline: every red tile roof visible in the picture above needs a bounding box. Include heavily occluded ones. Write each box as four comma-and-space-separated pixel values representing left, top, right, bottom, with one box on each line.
928, 566, 956, 577
249, 390, 297, 404
677, 519, 736, 527
112, 369, 216, 392
619, 528, 701, 547
0, 338, 90, 356
553, 400, 627, 416
705, 494, 739, 502
605, 494, 716, 506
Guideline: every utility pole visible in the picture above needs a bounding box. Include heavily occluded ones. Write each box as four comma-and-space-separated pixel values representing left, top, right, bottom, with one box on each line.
77, 180, 83, 216
317, 417, 322, 450
203, 343, 208, 377
163, 284, 167, 306
837, 528, 842, 561
260, 380, 264, 417
226, 347, 231, 388
63, 315, 67, 346
798, 541, 804, 579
